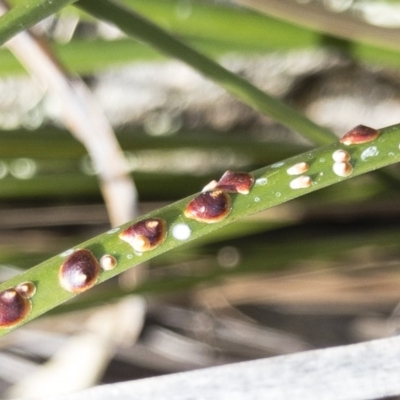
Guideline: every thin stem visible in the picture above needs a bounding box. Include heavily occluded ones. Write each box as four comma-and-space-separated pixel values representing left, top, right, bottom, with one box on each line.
0, 122, 399, 337
0, 0, 138, 226
76, 0, 337, 145
237, 0, 400, 53
0, 0, 77, 46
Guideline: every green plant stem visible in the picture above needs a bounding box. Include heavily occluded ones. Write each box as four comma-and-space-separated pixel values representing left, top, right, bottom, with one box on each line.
0, 122, 399, 337
76, 0, 336, 145
0, 0, 78, 45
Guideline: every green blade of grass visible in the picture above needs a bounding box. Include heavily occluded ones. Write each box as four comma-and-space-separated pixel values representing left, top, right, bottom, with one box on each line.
0, 123, 398, 337
2, 2, 400, 76
76, 0, 336, 145
0, 0, 78, 46
56, 226, 400, 314
117, 0, 320, 51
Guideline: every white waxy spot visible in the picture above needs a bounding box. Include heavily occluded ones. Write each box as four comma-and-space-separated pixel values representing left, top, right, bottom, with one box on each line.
254, 196, 260, 202
286, 162, 309, 176
107, 227, 120, 234
202, 180, 218, 192
271, 162, 284, 168
319, 158, 325, 163
60, 249, 74, 257
76, 272, 88, 284
333, 162, 353, 177
127, 254, 133, 259
275, 192, 281, 197
332, 149, 351, 163
389, 152, 395, 157
361, 146, 379, 161
255, 177, 267, 186
172, 223, 191, 241
289, 175, 312, 189
3, 291, 16, 300
100, 254, 117, 271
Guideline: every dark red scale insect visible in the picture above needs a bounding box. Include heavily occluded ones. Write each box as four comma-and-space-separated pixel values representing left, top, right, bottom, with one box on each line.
119, 218, 167, 253
340, 125, 379, 145
203, 171, 254, 195
0, 288, 32, 328
184, 190, 231, 223
59, 249, 100, 293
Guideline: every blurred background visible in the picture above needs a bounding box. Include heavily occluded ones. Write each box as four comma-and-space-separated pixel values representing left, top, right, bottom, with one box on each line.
2, 0, 400, 398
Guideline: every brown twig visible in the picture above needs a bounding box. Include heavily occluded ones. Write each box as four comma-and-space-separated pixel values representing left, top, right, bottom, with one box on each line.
236, 0, 400, 52
0, 1, 138, 226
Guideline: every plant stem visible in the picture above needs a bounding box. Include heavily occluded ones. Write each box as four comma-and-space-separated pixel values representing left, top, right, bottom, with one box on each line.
77, 0, 337, 145
0, 0, 77, 45
0, 122, 399, 337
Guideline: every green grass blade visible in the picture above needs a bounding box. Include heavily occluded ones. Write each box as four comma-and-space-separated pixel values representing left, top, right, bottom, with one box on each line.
0, 0, 77, 46
0, 122, 398, 337
76, 0, 336, 145
2, 2, 400, 76
117, 0, 318, 51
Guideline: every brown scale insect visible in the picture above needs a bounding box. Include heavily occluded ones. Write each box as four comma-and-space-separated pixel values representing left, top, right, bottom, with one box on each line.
119, 218, 167, 253
15, 281, 36, 299
0, 288, 32, 329
184, 190, 231, 223
286, 162, 309, 176
333, 161, 353, 177
340, 125, 379, 145
59, 249, 100, 293
100, 254, 118, 271
203, 171, 254, 195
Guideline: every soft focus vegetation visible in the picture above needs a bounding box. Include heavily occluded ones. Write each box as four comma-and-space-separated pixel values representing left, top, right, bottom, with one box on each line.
1, 0, 400, 398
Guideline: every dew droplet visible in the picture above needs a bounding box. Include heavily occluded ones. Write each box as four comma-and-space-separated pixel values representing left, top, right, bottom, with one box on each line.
184, 190, 231, 223
340, 125, 379, 145
254, 196, 260, 203
275, 192, 281, 197
332, 162, 353, 177
120, 218, 167, 252
319, 158, 325, 163
100, 254, 118, 271
255, 177, 267, 186
0, 288, 31, 328
289, 176, 312, 189
127, 254, 133, 259
214, 170, 254, 195
172, 223, 191, 241
286, 162, 309, 176
15, 282, 36, 299
59, 249, 100, 293
361, 146, 379, 161
332, 149, 351, 162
